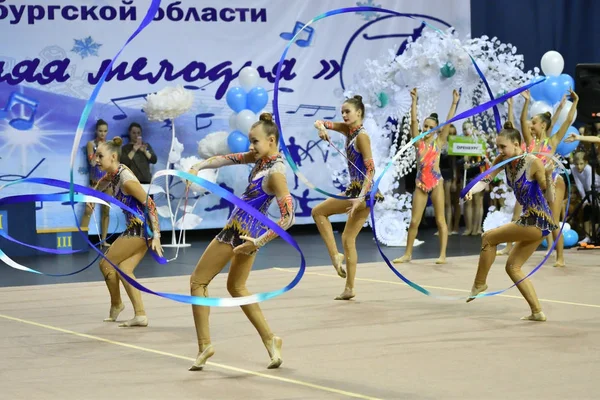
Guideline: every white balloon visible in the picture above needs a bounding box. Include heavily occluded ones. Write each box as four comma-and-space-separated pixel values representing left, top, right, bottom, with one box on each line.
239, 66, 259, 91
553, 100, 577, 127
529, 100, 553, 118
540, 51, 564, 77
561, 222, 571, 232
228, 112, 238, 131
235, 110, 257, 134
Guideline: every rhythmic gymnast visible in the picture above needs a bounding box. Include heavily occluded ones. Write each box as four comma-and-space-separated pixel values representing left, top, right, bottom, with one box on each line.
519, 90, 579, 266
187, 113, 294, 371
465, 121, 557, 321
311, 95, 383, 301
80, 119, 112, 247
89, 136, 164, 327
394, 88, 460, 264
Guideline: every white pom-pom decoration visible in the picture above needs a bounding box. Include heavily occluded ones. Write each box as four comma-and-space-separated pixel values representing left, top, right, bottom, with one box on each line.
197, 131, 230, 159
482, 210, 513, 232
142, 85, 194, 122
168, 136, 184, 164
175, 156, 219, 195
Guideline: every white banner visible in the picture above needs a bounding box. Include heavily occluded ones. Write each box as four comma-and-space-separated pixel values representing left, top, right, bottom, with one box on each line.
0, 0, 470, 233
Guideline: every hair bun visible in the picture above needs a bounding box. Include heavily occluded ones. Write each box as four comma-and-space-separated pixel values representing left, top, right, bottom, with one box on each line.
353, 95, 363, 102
112, 136, 123, 146
429, 112, 439, 120
259, 112, 273, 123
544, 111, 552, 118
503, 121, 514, 130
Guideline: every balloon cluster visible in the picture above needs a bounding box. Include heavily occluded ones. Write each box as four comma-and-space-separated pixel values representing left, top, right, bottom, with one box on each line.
541, 222, 579, 248
225, 66, 269, 152
528, 51, 579, 156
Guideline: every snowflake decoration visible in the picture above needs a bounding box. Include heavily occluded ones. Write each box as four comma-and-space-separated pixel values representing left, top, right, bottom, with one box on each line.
71, 36, 102, 59
356, 0, 382, 21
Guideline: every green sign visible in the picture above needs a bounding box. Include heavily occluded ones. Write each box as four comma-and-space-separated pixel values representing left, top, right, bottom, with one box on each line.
447, 136, 486, 156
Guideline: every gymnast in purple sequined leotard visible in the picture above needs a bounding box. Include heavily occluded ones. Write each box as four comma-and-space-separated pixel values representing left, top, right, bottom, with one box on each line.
465, 122, 557, 322
187, 113, 294, 372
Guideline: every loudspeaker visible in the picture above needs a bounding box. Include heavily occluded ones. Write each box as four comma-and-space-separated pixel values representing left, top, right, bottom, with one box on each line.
575, 64, 600, 125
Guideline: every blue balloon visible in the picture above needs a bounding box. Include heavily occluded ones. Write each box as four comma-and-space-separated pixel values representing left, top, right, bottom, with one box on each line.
226, 87, 247, 113
529, 76, 546, 102
246, 87, 269, 113
563, 229, 579, 248
555, 126, 579, 156
541, 238, 548, 248
543, 76, 567, 105
557, 73, 574, 94
227, 130, 250, 153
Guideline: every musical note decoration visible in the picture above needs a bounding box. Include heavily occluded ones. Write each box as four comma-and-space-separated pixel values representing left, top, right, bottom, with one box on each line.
0, 92, 39, 130
286, 104, 336, 119
280, 21, 315, 48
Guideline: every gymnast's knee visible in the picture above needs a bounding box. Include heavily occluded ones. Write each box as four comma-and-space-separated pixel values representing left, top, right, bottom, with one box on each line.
227, 282, 248, 298
190, 276, 210, 297
341, 232, 356, 250
311, 206, 324, 220
505, 261, 522, 276
435, 216, 447, 230
99, 260, 116, 280
481, 231, 497, 250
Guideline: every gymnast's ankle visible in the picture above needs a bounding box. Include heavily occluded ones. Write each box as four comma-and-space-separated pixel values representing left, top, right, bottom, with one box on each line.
521, 311, 546, 322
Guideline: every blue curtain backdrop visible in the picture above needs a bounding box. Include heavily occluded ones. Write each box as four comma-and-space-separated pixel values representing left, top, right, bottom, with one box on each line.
471, 0, 600, 84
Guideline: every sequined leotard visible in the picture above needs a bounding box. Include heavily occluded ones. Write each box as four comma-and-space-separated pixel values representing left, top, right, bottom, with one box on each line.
216, 154, 289, 248
415, 140, 442, 193
343, 126, 384, 204
506, 155, 557, 236
99, 165, 160, 238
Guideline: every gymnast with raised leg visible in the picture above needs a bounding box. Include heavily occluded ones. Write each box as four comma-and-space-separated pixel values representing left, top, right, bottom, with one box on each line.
465, 122, 557, 321
187, 113, 294, 371
311, 95, 383, 301
520, 90, 578, 266
393, 88, 460, 264
89, 136, 164, 327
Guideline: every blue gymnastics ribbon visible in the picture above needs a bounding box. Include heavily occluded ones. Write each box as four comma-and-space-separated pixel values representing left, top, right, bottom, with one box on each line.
1, 171, 307, 306
271, 5, 557, 300
273, 7, 438, 200
1, 0, 305, 307
0, 186, 107, 276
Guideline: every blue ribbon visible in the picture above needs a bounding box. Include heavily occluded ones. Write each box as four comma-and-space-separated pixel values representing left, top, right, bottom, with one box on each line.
0, 173, 306, 306
1, 0, 306, 307
273, 7, 429, 200
271, 5, 558, 300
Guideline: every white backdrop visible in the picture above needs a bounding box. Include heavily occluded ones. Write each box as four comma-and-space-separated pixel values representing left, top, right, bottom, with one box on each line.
0, 0, 470, 233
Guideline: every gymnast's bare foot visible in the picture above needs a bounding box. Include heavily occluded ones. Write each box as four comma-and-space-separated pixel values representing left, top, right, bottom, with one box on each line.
393, 254, 411, 263
435, 257, 447, 264
265, 336, 283, 369
553, 260, 565, 268
520, 311, 547, 322
466, 283, 488, 303
335, 287, 355, 300
118, 315, 148, 327
189, 344, 215, 371
103, 303, 124, 322
332, 253, 346, 278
